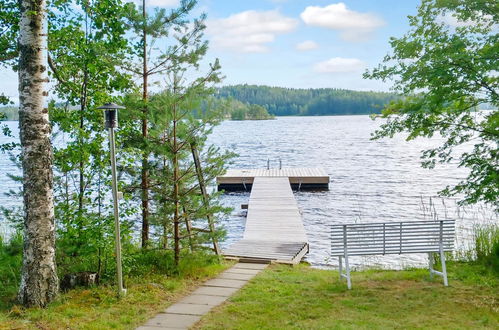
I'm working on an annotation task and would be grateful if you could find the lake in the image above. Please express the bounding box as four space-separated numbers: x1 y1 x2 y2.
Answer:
1 116 496 269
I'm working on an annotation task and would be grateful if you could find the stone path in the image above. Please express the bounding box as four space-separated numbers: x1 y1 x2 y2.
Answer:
137 263 268 330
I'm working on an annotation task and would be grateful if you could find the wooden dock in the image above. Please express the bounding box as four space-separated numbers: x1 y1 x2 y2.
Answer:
223 176 310 264
217 167 329 191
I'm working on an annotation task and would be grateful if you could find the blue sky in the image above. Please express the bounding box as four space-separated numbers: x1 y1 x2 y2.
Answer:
0 0 423 101
200 0 420 91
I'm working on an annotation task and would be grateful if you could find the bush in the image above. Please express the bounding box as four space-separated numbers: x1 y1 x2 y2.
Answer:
126 249 176 277
125 248 220 278
0 232 23 308
0 227 222 309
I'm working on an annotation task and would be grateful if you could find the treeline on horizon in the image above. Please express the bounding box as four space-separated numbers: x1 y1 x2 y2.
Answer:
3 85 493 121
0 85 401 121
1 86 393 121
217 84 400 116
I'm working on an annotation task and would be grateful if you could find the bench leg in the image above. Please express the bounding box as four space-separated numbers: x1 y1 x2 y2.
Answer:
338 256 343 280
428 253 434 280
344 254 351 290
440 249 448 286
429 252 449 286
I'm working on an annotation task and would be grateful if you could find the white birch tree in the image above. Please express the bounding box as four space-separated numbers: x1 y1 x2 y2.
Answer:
17 0 59 307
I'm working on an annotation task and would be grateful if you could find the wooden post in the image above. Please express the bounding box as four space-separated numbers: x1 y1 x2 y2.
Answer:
190 143 221 255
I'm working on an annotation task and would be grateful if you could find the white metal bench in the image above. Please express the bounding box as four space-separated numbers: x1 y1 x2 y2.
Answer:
331 220 455 289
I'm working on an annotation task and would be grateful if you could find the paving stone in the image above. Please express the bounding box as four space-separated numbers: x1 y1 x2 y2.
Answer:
203 278 247 288
165 303 212 315
233 263 268 270
144 313 200 328
179 294 229 306
225 268 262 275
192 286 239 297
219 271 256 281
137 326 183 330
136 264 264 329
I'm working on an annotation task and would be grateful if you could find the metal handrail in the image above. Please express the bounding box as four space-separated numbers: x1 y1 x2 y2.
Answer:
266 157 283 170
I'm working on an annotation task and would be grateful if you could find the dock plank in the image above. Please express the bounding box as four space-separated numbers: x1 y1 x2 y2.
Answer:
219 168 330 263
222 177 309 263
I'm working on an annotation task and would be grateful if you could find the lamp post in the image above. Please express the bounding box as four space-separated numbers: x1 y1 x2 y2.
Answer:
98 102 126 297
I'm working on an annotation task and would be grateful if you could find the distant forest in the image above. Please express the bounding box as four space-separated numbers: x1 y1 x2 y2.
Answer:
0 86 398 120
2 86 494 121
217 85 400 116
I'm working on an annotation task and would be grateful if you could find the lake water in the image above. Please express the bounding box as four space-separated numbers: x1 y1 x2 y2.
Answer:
207 116 496 269
1 117 496 269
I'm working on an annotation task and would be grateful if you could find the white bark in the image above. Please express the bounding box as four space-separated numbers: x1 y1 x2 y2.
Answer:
17 0 59 307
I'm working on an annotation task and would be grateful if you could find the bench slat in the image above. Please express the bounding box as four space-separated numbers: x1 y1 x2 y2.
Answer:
331 220 456 257
331 226 455 234
332 234 455 240
331 247 454 256
331 220 454 228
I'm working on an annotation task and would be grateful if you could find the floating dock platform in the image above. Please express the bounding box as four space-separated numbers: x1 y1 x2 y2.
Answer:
217 168 329 191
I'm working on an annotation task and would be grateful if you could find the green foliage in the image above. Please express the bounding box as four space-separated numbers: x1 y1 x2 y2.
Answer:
45 0 137 279
0 0 230 308
119 0 231 264
0 0 18 68
132 61 232 262
365 0 498 209
0 233 23 309
244 104 273 120
220 98 274 120
218 84 398 116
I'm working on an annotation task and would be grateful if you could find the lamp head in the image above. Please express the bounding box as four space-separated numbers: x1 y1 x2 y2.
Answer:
97 103 125 129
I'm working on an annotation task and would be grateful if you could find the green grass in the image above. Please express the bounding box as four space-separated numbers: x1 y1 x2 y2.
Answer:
0 253 232 330
195 262 498 330
0 229 234 329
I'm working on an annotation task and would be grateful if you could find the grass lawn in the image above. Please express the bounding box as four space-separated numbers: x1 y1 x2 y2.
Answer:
195 262 498 329
0 261 232 330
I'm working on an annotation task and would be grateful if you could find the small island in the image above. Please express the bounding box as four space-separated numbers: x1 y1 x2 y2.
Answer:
230 102 274 120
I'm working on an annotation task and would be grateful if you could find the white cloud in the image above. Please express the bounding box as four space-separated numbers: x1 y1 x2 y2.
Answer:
438 12 496 28
127 0 179 8
300 3 385 42
313 57 366 73
295 40 319 51
438 13 474 27
207 10 298 53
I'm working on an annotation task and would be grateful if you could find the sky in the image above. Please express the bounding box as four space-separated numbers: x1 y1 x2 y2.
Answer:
200 0 420 91
0 0 424 101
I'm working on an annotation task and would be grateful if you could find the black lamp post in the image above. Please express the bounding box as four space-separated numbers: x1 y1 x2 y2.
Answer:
97 103 126 297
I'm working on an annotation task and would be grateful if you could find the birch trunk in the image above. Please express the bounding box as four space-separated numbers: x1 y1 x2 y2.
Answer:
17 0 59 307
